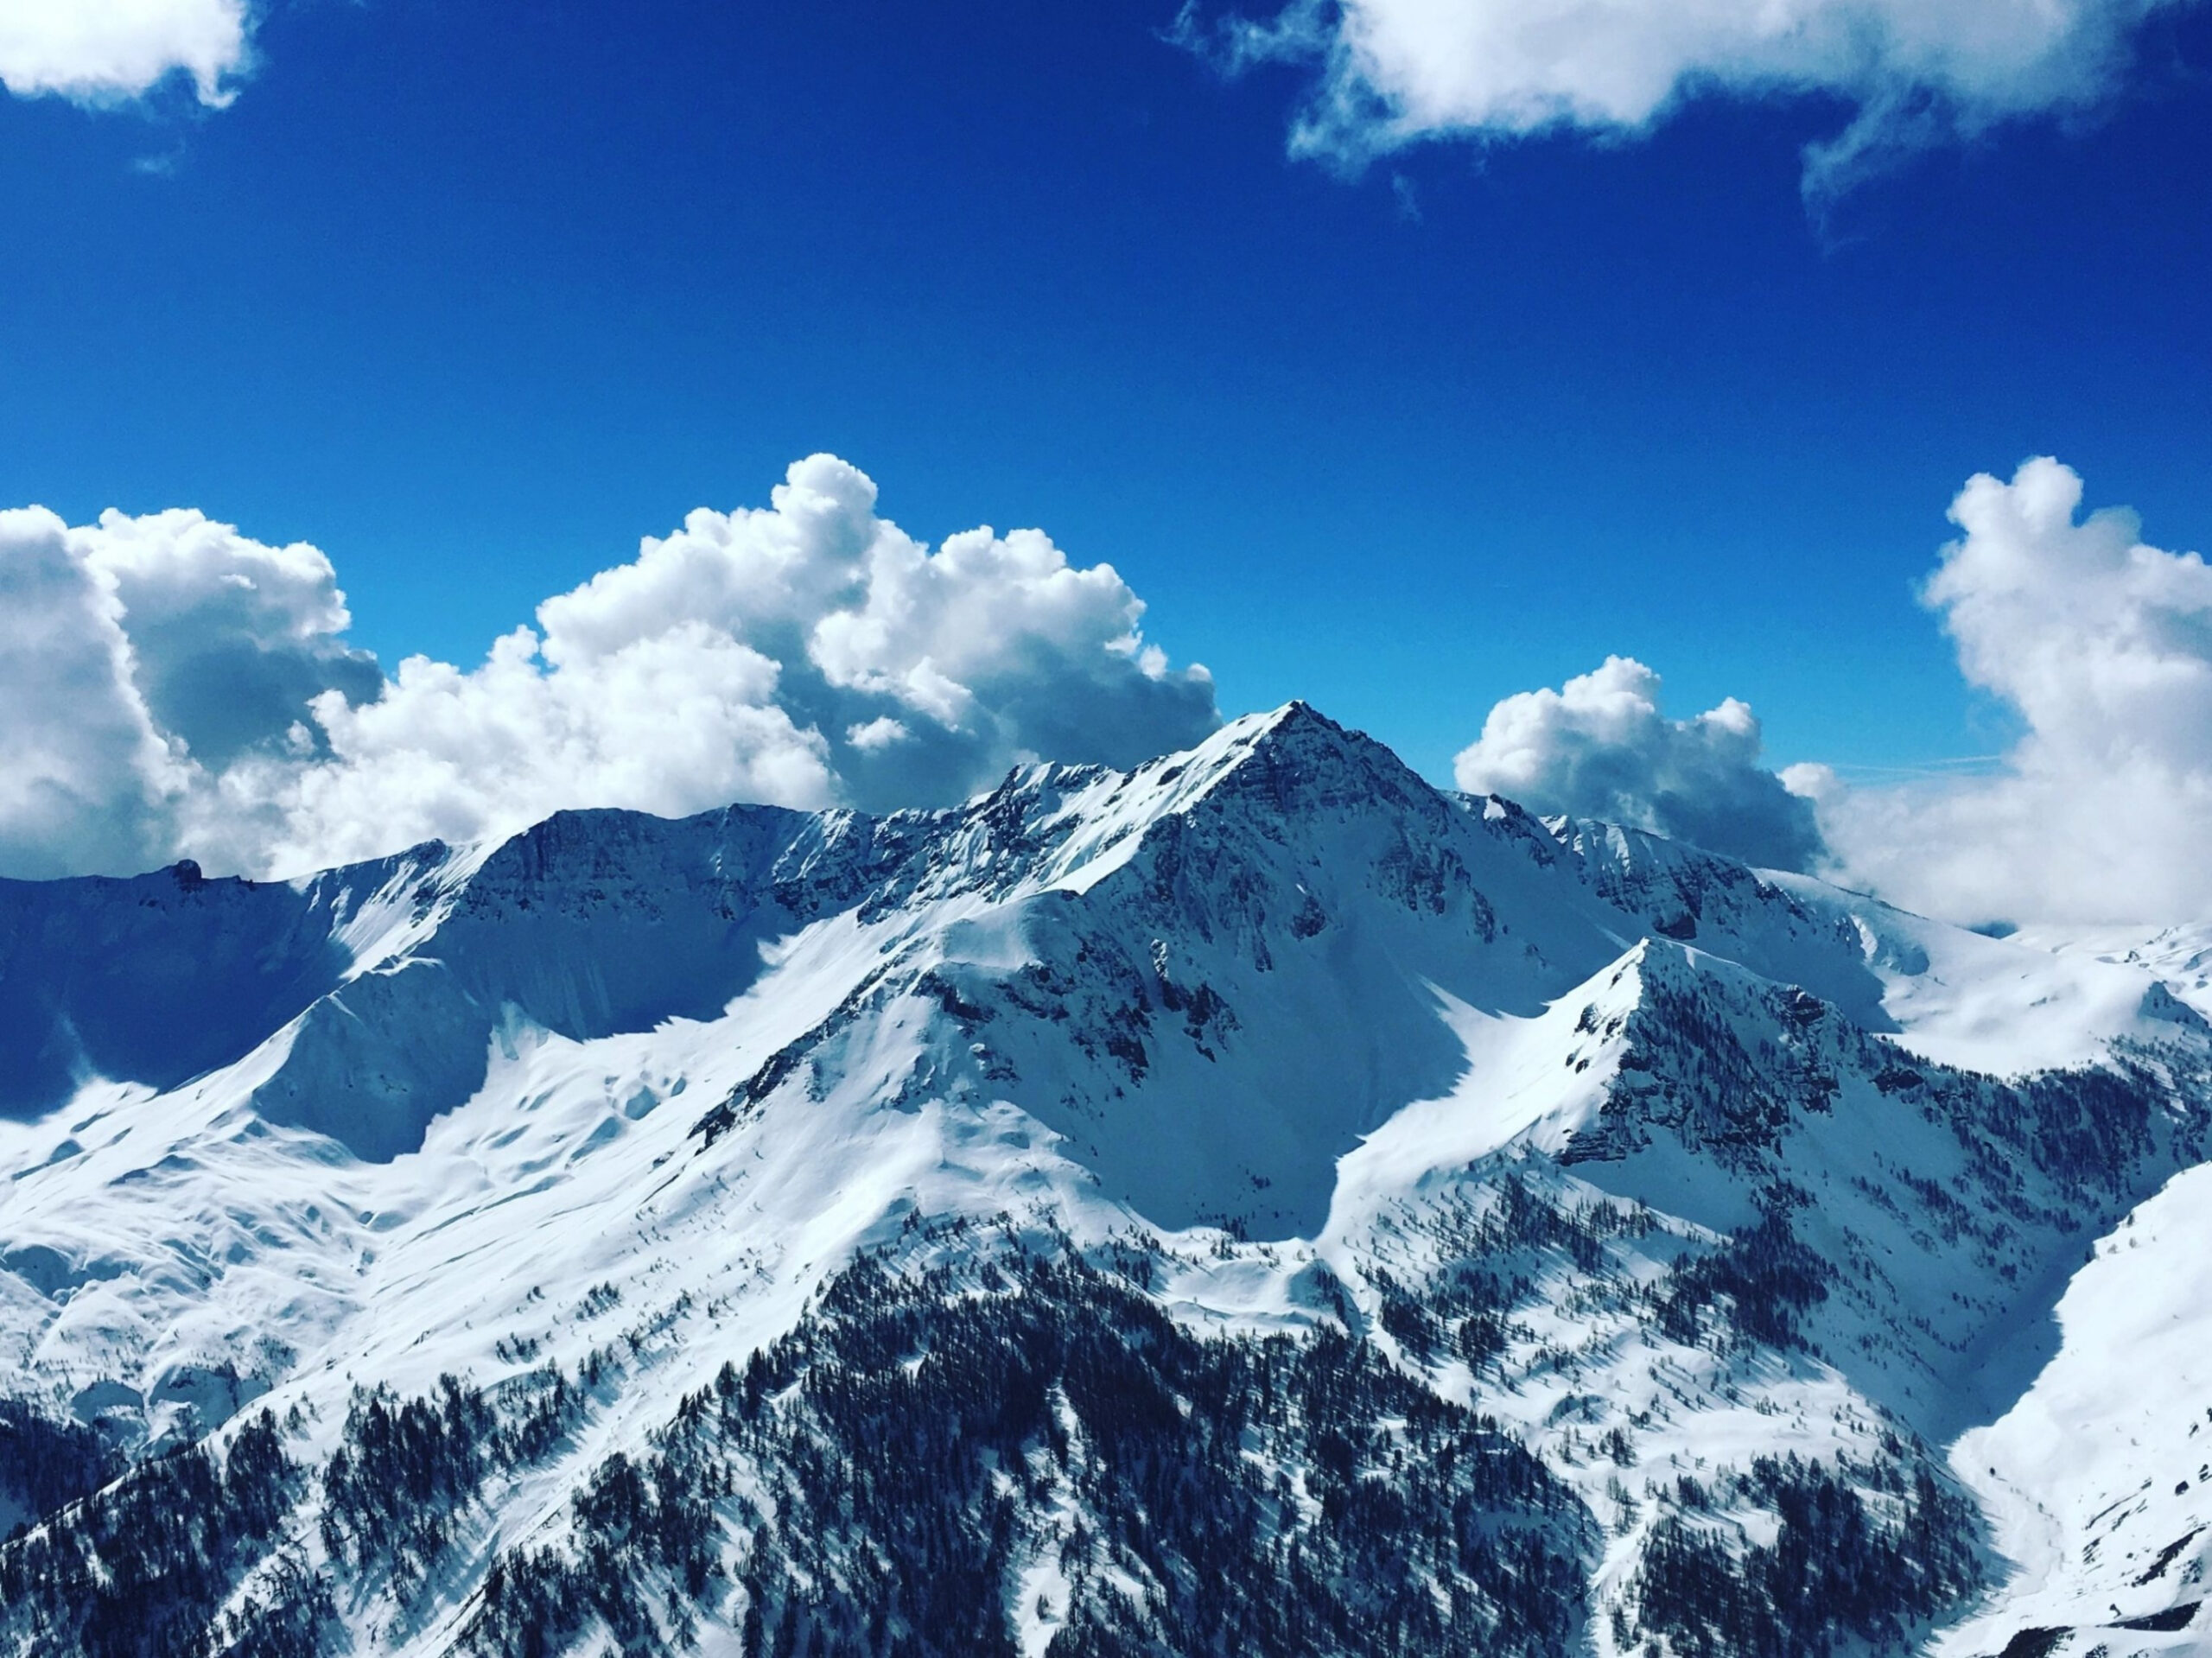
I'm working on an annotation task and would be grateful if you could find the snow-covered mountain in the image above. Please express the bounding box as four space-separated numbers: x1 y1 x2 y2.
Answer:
2 703 2209 1657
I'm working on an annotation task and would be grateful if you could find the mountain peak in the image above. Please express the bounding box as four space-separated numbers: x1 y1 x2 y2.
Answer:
1176 699 1441 817
4 700 2212 1658
1223 698 1357 754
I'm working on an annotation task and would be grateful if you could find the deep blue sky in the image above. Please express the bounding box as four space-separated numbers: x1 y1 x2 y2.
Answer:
3 0 2209 783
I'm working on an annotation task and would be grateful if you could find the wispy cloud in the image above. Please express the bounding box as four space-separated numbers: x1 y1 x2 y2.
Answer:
1177 0 2198 198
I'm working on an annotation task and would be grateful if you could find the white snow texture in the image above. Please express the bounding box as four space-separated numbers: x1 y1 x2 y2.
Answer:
3 703 2211 1655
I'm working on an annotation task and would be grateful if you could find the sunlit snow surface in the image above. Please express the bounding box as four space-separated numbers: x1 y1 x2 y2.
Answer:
3 703 2210 1655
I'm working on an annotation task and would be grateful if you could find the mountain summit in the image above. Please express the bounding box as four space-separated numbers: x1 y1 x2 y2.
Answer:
1 706 2208 1657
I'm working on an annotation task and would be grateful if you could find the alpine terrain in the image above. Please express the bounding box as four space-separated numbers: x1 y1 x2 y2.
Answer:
2 703 2209 1658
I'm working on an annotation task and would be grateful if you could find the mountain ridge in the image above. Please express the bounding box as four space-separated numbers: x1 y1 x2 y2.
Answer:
2 703 2209 1656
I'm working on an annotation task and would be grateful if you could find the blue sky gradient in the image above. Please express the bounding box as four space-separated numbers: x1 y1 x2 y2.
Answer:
3 0 2209 788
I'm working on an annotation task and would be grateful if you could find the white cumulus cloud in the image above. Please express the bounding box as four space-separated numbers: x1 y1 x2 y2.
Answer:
1804 457 2212 927
0 508 183 880
1454 461 2212 927
0 0 251 105
79 506 383 770
1186 0 2189 193
0 503 377 879
1452 654 1825 870
0 455 1219 880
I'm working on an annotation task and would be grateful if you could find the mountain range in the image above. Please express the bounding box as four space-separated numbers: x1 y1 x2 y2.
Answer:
2 702 2208 1658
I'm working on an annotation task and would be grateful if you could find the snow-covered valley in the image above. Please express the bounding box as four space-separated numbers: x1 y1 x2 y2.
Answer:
3 703 2209 1656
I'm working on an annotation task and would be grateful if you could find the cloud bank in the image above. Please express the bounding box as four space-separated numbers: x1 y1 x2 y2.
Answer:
0 0 251 105
16 449 2205 929
1452 459 2212 927
1801 457 2212 927
0 456 1218 880
1186 0 2190 193
1452 655 1825 870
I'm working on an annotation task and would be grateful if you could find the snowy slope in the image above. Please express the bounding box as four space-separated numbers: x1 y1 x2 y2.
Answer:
1937 1158 2212 1656
1 703 2209 1656
2012 922 2212 1022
